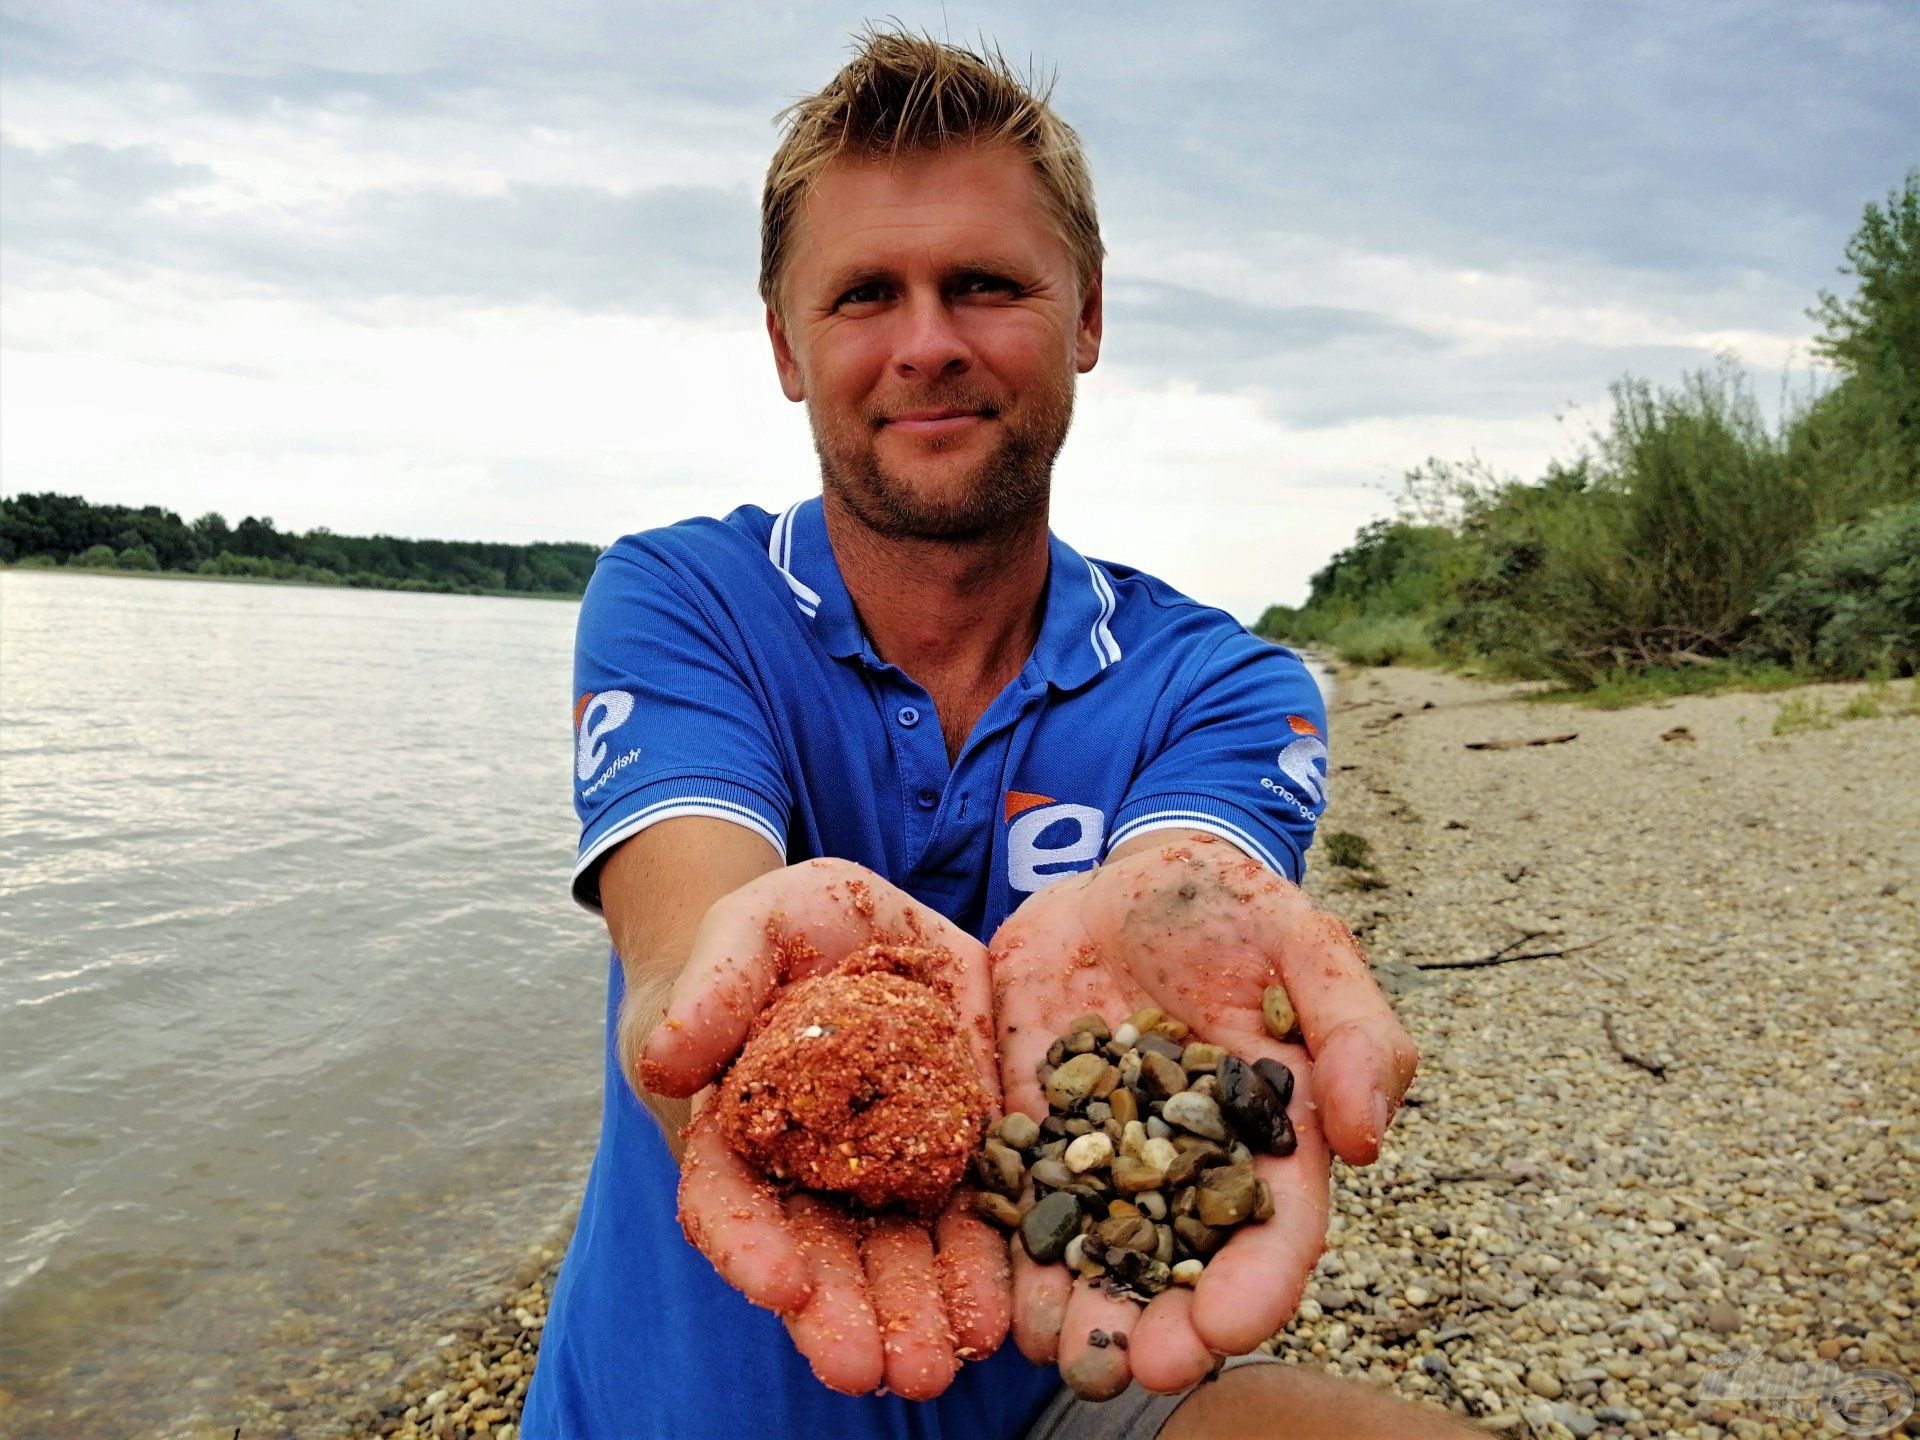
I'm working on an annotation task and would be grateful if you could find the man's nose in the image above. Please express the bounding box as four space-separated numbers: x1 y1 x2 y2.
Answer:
891 289 971 380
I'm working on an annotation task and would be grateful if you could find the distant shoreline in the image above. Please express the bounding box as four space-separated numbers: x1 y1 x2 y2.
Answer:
0 562 583 603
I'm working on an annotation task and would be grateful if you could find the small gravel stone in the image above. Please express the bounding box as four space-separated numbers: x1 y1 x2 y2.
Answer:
1525 1366 1563 1400
1161 1092 1230 1142
1064 1132 1113 1173
1044 1053 1112 1109
1021 1192 1084 1265
996 1112 1040 1151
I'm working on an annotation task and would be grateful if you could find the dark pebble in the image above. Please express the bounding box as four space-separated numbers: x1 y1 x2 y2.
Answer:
1087 1329 1110 1349
1174 1216 1225 1257
1165 1140 1228 1187
1217 1055 1288 1154
1021 1191 1084 1264
1251 1057 1296 1110
1112 1331 1129 1351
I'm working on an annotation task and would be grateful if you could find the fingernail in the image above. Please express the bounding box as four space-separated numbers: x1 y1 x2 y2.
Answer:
1371 1090 1393 1144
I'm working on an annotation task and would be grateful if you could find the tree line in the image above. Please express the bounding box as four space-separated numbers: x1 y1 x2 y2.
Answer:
1259 171 1919 691
0 495 600 598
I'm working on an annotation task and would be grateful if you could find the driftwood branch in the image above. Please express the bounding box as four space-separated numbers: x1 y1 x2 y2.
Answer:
1415 934 1608 972
1464 732 1578 751
1602 1010 1668 1079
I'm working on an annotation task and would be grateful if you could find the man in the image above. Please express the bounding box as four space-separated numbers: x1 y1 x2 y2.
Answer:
523 29 1474 1440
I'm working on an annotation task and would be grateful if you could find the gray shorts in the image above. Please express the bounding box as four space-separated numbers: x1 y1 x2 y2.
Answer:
1020 1354 1281 1440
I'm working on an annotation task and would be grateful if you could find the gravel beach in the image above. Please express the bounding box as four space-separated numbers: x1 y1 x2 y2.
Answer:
355 667 1919 1440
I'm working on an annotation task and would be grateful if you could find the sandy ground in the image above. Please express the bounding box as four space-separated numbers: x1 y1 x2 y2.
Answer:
357 668 1920 1440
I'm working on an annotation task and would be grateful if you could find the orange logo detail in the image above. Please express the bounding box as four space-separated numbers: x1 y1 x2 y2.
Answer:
1004 790 1055 823
574 692 595 730
1287 714 1320 737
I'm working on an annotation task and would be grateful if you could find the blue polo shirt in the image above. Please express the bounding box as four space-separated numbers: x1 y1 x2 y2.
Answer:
524 497 1328 1440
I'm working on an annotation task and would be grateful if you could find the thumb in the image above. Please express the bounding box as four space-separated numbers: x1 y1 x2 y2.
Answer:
1311 1018 1419 1166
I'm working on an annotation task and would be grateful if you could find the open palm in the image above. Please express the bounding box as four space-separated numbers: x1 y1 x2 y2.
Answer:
987 834 1418 1399
637 858 1010 1400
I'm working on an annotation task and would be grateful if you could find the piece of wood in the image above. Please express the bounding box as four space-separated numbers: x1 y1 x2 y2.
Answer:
1464 732 1579 750
1416 934 1608 971
1602 1010 1668 1079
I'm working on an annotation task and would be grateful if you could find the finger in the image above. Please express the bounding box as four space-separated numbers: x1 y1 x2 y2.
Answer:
1056 1277 1143 1401
863 1218 960 1402
781 1195 886 1395
1188 1157 1329 1356
1266 907 1419 1164
1312 1013 1419 1166
676 1119 811 1315
1127 1286 1219 1394
1010 1230 1074 1365
935 1195 1011 1361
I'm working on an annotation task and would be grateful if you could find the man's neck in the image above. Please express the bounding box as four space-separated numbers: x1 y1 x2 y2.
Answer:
821 492 1049 753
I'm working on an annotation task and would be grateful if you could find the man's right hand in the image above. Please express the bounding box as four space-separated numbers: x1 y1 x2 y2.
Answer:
618 846 1008 1400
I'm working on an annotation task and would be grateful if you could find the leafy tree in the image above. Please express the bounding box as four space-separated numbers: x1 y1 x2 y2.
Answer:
1808 170 1920 500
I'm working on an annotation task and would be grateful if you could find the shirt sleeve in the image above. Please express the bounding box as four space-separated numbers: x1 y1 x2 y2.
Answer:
1106 630 1329 882
569 543 790 912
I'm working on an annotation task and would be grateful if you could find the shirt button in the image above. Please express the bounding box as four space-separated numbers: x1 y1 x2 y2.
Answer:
916 789 938 809
897 705 921 728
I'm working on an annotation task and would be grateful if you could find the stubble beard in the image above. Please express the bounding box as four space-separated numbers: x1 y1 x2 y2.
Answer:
811 374 1076 545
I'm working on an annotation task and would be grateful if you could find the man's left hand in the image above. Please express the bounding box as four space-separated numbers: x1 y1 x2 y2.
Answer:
986 832 1418 1399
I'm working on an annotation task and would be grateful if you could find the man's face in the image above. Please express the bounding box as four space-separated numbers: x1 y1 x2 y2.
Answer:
768 143 1102 542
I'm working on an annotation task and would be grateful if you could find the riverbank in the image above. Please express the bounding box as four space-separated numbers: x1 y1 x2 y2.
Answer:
0 561 581 601
349 666 1918 1440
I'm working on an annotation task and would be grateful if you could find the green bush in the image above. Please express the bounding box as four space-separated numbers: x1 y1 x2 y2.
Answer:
117 544 160 570
1447 365 1818 682
1329 615 1438 667
72 544 118 568
1748 501 1920 676
10 553 59 568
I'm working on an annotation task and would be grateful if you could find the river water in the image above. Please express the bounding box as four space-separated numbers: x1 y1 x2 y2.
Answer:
0 571 607 1439
0 568 1328 1439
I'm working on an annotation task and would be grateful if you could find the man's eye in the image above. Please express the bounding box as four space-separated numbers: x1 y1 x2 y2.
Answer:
958 275 1018 297
837 283 889 308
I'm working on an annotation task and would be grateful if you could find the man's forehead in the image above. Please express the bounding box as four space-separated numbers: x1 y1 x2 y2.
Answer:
788 146 1063 278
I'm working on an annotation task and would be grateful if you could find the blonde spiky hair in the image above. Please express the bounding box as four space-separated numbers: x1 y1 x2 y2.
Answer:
759 25 1104 318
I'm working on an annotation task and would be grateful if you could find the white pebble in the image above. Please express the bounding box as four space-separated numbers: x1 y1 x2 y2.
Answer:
1113 1023 1140 1048
1171 1259 1204 1286
1405 1285 1432 1306
1064 1234 1087 1270
1120 1120 1148 1156
1065 1131 1114 1172
1140 1138 1179 1174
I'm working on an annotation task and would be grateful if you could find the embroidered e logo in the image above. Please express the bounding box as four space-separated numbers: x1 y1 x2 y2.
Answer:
1275 714 1329 809
1006 792 1107 894
574 690 636 782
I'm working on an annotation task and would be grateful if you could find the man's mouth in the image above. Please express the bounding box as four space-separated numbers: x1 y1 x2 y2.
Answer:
879 406 996 435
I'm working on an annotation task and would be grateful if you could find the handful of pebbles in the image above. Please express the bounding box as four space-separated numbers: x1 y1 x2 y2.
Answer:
970 994 1300 1303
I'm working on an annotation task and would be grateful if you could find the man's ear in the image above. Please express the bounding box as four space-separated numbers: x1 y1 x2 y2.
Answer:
767 304 806 402
1075 268 1104 374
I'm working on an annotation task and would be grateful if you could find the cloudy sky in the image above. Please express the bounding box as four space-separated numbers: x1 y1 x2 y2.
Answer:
2 2 1914 617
